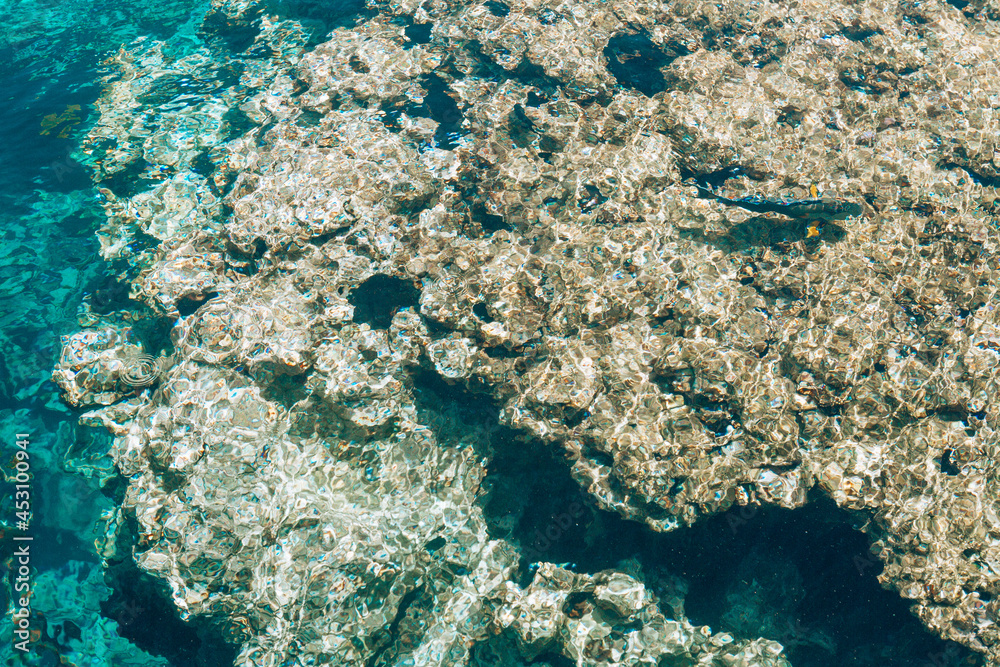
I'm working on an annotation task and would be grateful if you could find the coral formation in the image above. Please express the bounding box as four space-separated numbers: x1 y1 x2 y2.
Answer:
55 0 1000 663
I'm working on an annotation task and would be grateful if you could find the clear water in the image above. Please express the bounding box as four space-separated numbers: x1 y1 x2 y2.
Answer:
0 2 212 664
0 3 987 667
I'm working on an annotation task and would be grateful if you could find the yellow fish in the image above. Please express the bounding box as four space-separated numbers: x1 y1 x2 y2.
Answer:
806 184 822 237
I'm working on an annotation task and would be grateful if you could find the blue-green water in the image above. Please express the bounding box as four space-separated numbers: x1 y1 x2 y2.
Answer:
0 2 214 665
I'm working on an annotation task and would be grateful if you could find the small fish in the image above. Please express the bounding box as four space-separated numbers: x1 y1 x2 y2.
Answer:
692 184 864 222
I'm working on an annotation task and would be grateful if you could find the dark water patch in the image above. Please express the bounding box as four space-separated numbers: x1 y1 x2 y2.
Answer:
422 73 465 149
484 0 510 16
482 345 519 359
470 634 577 667
411 368 499 421
269 0 375 44
472 302 494 323
939 161 1000 188
516 56 584 102
294 106 324 128
480 427 978 667
378 74 467 149
840 22 883 42
601 501 977 666
562 407 588 429
98 157 163 198
662 500 979 667
364 583 428 667
939 448 961 475
409 369 501 462
0 53 98 119
349 274 422 329
87 275 137 314
508 103 535 148
199 7 264 52
177 291 217 317
525 90 547 107
251 237 268 259
478 430 594 574
54 208 101 239
129 227 165 256
225 241 261 277
260 369 311 408
461 39 564 103
306 225 352 247
131 314 177 358
403 20 433 47
604 32 680 97
463 198 512 235
102 552 238 667
189 150 217 180
221 104 258 141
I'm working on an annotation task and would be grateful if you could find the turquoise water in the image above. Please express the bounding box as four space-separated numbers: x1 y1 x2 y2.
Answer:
0 2 217 664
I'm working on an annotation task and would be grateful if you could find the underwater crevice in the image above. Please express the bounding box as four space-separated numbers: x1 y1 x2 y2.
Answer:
103 514 238 667
349 274 422 329
473 421 982 667
939 161 1000 188
604 31 685 96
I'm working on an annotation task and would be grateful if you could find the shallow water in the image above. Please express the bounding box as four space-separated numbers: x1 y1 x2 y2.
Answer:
0 2 215 664
0 2 992 667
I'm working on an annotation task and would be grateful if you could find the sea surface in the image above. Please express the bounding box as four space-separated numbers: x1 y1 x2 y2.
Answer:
0 2 987 667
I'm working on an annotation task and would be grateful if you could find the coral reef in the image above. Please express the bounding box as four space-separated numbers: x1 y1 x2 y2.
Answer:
56 0 1000 663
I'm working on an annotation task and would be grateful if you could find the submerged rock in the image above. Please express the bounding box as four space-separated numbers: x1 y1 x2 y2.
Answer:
57 0 1000 662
